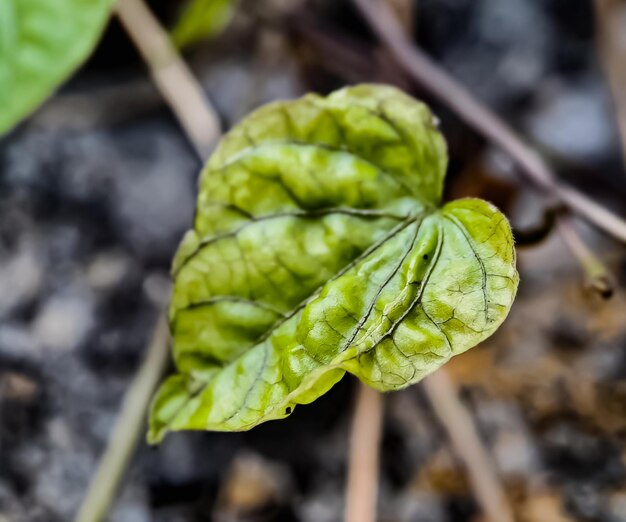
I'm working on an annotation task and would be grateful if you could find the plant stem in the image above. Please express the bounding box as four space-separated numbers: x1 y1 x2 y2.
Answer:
115 0 221 159
557 214 615 298
557 184 626 245
385 0 414 34
350 0 626 244
594 0 626 169
74 315 170 522
344 382 384 522
76 1 223 519
423 369 515 522
512 205 558 247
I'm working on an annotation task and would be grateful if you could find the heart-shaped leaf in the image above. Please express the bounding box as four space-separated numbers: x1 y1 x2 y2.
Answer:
0 0 113 134
149 84 518 443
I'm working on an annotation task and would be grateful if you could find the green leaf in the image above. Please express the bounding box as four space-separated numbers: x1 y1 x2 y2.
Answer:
172 0 236 49
0 0 113 134
149 84 518 443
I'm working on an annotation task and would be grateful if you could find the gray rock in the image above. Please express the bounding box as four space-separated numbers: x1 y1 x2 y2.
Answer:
394 492 447 522
607 492 626 522
32 448 94 519
476 0 549 49
149 432 239 486
2 122 197 263
201 56 301 126
142 271 172 308
472 399 540 477
2 130 117 203
111 503 152 522
108 126 196 261
33 292 95 353
297 483 344 522
565 483 603 521
441 0 551 106
110 482 151 522
525 79 617 163
0 322 41 362
86 250 135 292
0 238 42 319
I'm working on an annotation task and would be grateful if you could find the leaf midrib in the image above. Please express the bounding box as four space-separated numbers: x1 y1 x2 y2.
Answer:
161 213 428 436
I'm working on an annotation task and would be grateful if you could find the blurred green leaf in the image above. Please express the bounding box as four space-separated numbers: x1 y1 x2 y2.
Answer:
172 0 236 49
0 0 113 134
149 84 519 443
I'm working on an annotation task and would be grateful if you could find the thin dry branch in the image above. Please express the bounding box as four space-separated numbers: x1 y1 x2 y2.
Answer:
385 0 414 34
115 0 221 159
423 370 515 522
557 214 615 298
351 0 626 244
74 316 170 522
344 382 384 522
594 0 626 167
75 2 223 520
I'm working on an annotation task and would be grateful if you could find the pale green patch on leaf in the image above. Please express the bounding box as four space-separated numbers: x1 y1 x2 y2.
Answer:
172 0 236 49
0 0 113 134
149 84 518 443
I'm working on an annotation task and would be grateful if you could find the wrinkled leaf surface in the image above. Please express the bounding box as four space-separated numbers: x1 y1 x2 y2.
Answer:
149 84 518 443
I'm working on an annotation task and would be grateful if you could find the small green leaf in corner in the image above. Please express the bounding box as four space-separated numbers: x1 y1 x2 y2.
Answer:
172 0 237 49
0 0 114 134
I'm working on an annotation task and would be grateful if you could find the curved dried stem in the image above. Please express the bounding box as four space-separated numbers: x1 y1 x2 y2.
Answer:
512 205 559 247
344 382 384 522
594 0 626 168
557 213 615 299
74 316 170 522
350 0 626 244
423 369 515 522
115 0 221 159
75 1 222 519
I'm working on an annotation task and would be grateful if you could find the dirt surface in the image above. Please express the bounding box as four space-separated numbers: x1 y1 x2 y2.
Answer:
1 0 626 521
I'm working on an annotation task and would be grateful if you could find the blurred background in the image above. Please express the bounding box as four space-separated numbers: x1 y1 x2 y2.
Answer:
2 0 626 520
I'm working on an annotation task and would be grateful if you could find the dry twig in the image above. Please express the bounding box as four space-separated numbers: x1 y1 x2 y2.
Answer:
344 382 384 522
386 0 414 34
594 0 626 167
423 370 515 522
361 6 516 520
75 316 170 522
350 0 626 244
75 1 223 520
557 214 615 299
115 0 221 159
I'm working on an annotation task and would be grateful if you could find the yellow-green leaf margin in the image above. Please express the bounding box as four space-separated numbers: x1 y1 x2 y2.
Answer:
148 84 519 443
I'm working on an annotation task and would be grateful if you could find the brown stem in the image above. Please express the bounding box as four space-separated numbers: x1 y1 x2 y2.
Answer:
350 0 626 244
594 0 626 168
115 0 221 159
385 0 414 34
512 205 558 247
423 370 515 522
344 382 384 522
556 214 615 299
74 316 170 522
75 2 223 519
